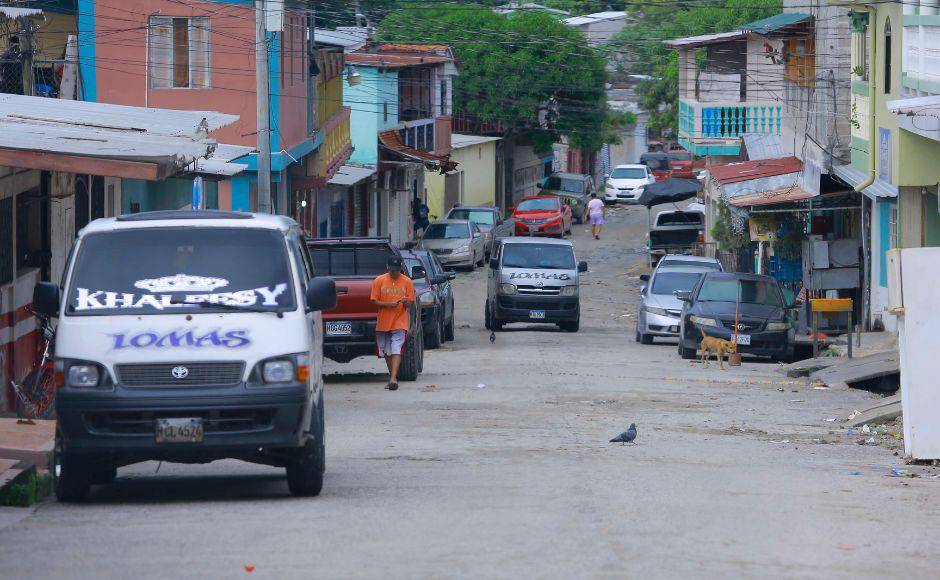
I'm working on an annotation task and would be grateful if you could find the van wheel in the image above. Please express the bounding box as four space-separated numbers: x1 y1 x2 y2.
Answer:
484 302 492 330
399 332 421 381
286 405 325 497
444 313 455 341
54 432 91 503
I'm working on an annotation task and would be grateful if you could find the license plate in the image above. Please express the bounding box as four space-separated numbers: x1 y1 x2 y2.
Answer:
736 334 751 345
528 226 539 234
529 310 546 319
155 418 204 443
326 321 353 336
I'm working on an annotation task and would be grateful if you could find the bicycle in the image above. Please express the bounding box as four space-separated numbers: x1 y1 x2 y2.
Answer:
11 307 57 420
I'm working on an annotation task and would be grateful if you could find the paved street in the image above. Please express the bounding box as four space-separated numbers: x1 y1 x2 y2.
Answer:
2 207 939 579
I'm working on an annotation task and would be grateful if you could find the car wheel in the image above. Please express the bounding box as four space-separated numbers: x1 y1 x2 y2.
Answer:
640 333 654 345
426 313 443 349
54 431 91 503
286 402 325 497
476 252 485 267
398 331 421 381
444 311 455 341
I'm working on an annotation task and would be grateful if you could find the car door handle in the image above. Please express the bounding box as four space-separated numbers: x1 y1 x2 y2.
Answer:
336 286 349 295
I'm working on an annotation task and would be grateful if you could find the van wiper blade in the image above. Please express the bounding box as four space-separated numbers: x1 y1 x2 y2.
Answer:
169 298 268 312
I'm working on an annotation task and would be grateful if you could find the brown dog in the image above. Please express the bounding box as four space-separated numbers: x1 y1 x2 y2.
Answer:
699 331 735 370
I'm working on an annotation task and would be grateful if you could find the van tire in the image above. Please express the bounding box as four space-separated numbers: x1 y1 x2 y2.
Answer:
399 332 421 381
484 302 492 330
286 405 325 497
54 432 91 503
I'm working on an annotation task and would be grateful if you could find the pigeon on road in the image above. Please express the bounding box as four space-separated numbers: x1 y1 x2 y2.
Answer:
489 331 496 343
610 423 637 445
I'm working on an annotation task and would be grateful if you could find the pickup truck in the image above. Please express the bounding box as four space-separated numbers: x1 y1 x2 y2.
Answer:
647 210 705 265
307 238 424 380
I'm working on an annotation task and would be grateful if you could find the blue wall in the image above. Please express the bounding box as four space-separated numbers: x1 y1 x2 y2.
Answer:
346 66 398 165
78 0 96 101
122 178 218 213
878 198 896 287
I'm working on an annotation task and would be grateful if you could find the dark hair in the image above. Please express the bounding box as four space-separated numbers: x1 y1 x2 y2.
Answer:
387 256 403 270
590 193 597 198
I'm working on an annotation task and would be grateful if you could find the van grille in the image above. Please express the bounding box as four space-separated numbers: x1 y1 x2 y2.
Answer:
116 362 245 387
516 285 561 296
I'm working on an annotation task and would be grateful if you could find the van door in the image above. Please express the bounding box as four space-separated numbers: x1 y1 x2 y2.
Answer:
292 232 321 397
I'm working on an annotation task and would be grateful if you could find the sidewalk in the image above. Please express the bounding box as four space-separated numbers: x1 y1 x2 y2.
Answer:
0 419 55 498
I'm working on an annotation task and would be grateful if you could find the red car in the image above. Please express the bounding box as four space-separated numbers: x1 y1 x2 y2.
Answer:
511 195 572 237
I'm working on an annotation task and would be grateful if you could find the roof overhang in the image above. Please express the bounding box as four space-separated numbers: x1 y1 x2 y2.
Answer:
888 95 940 143
832 164 898 199
379 130 458 173
664 31 748 49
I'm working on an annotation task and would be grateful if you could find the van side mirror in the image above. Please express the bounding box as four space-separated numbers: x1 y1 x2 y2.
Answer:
675 290 692 302
306 277 337 312
578 261 588 273
489 257 499 269
33 282 60 317
639 274 650 282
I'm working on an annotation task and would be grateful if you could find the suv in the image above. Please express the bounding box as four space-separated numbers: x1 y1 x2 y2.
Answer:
539 172 594 223
444 205 510 257
36 210 337 501
308 238 424 378
485 237 587 332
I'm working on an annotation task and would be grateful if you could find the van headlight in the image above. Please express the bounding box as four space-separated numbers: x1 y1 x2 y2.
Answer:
560 286 578 297
419 291 436 305
499 283 517 295
690 315 718 327
67 364 100 388
263 359 295 383
766 321 790 330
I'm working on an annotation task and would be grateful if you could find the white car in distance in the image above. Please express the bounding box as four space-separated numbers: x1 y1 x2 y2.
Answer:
604 164 655 204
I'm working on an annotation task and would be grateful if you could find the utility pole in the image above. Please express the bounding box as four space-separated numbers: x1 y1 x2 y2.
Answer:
255 0 272 213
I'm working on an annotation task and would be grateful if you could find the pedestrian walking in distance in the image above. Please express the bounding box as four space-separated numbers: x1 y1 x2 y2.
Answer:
371 257 415 391
587 193 605 240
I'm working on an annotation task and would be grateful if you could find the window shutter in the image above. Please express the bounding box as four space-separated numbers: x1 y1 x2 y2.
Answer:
189 17 211 88
149 16 173 89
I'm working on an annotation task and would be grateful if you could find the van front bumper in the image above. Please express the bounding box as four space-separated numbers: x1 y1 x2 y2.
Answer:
56 383 310 458
495 295 579 322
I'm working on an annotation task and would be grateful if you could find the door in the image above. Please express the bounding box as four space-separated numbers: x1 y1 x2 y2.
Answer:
471 222 484 260
444 173 460 216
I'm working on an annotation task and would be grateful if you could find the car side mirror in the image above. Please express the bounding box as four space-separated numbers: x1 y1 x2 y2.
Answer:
639 274 650 282
33 281 60 317
675 290 692 302
473 232 482 238
489 257 499 269
411 265 427 280
578 261 588 273
305 277 337 312
447 271 457 280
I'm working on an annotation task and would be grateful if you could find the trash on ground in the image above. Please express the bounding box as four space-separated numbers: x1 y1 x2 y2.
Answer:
474 383 487 389
789 399 805 403
861 424 871 433
814 386 829 391
848 409 862 420
826 417 837 422
850 470 862 476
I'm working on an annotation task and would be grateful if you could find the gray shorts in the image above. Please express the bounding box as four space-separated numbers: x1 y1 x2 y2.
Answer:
376 329 407 357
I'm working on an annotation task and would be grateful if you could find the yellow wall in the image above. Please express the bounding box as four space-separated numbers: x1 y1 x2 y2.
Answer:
425 139 498 219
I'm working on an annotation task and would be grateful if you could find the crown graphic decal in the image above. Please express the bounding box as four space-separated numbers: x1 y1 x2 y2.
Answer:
134 274 229 293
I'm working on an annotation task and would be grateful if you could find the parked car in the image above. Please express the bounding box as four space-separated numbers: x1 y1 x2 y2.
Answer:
444 205 511 257
655 254 723 272
41 210 337 501
677 272 796 362
604 164 654 204
308 237 424 377
512 195 572 237
647 209 705 265
418 219 487 270
538 172 594 223
401 249 457 349
485 237 587 332
636 263 714 344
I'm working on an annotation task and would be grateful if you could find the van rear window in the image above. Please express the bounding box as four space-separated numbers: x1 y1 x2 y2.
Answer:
657 212 703 226
311 247 392 276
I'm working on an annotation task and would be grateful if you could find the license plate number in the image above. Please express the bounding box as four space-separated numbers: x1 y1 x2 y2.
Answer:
529 310 546 319
736 334 751 345
529 226 538 234
326 321 353 336
155 418 204 443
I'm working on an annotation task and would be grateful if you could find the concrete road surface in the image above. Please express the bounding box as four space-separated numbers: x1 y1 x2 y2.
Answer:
1 205 938 579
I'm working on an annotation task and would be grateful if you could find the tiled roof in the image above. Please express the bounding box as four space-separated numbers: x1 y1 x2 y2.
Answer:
708 157 802 184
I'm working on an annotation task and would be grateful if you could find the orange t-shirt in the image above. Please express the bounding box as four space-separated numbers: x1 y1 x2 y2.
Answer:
371 273 415 332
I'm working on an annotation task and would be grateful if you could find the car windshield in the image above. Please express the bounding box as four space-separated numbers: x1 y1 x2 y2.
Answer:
696 279 783 307
424 223 470 239
611 167 646 179
448 209 496 225
516 198 559 212
502 244 575 270
543 177 584 194
659 259 721 271
67 228 296 316
403 258 427 284
651 272 702 295
311 246 392 276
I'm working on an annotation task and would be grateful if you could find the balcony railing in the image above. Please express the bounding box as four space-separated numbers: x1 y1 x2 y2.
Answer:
678 98 782 155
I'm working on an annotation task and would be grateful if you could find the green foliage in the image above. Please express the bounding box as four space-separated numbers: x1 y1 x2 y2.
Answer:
376 3 610 151
0 470 52 507
612 0 782 133
710 198 749 252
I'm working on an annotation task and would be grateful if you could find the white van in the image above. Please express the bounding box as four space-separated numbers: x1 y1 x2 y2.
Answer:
32 210 337 502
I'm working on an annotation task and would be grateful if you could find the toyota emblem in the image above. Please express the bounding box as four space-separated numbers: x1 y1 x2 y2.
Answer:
535 281 544 288
171 366 189 379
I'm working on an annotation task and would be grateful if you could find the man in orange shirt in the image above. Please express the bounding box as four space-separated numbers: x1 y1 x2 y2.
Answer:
370 256 415 391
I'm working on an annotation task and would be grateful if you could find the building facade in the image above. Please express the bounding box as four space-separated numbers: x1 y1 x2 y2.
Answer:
425 134 501 219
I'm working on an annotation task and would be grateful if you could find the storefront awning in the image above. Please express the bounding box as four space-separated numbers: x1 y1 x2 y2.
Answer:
379 130 458 173
887 95 940 143
328 164 375 186
832 164 897 199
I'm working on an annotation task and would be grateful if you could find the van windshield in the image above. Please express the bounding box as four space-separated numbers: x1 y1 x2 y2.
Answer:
502 244 575 270
66 228 296 315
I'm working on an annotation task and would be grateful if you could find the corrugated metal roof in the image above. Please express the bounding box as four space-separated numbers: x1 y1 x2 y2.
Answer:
328 164 375 186
346 53 453 68
0 7 42 19
727 185 815 207
741 13 812 35
193 144 253 177
831 164 898 199
564 11 629 26
708 157 802 184
741 133 787 160
451 133 501 148
315 28 368 51
664 30 748 49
